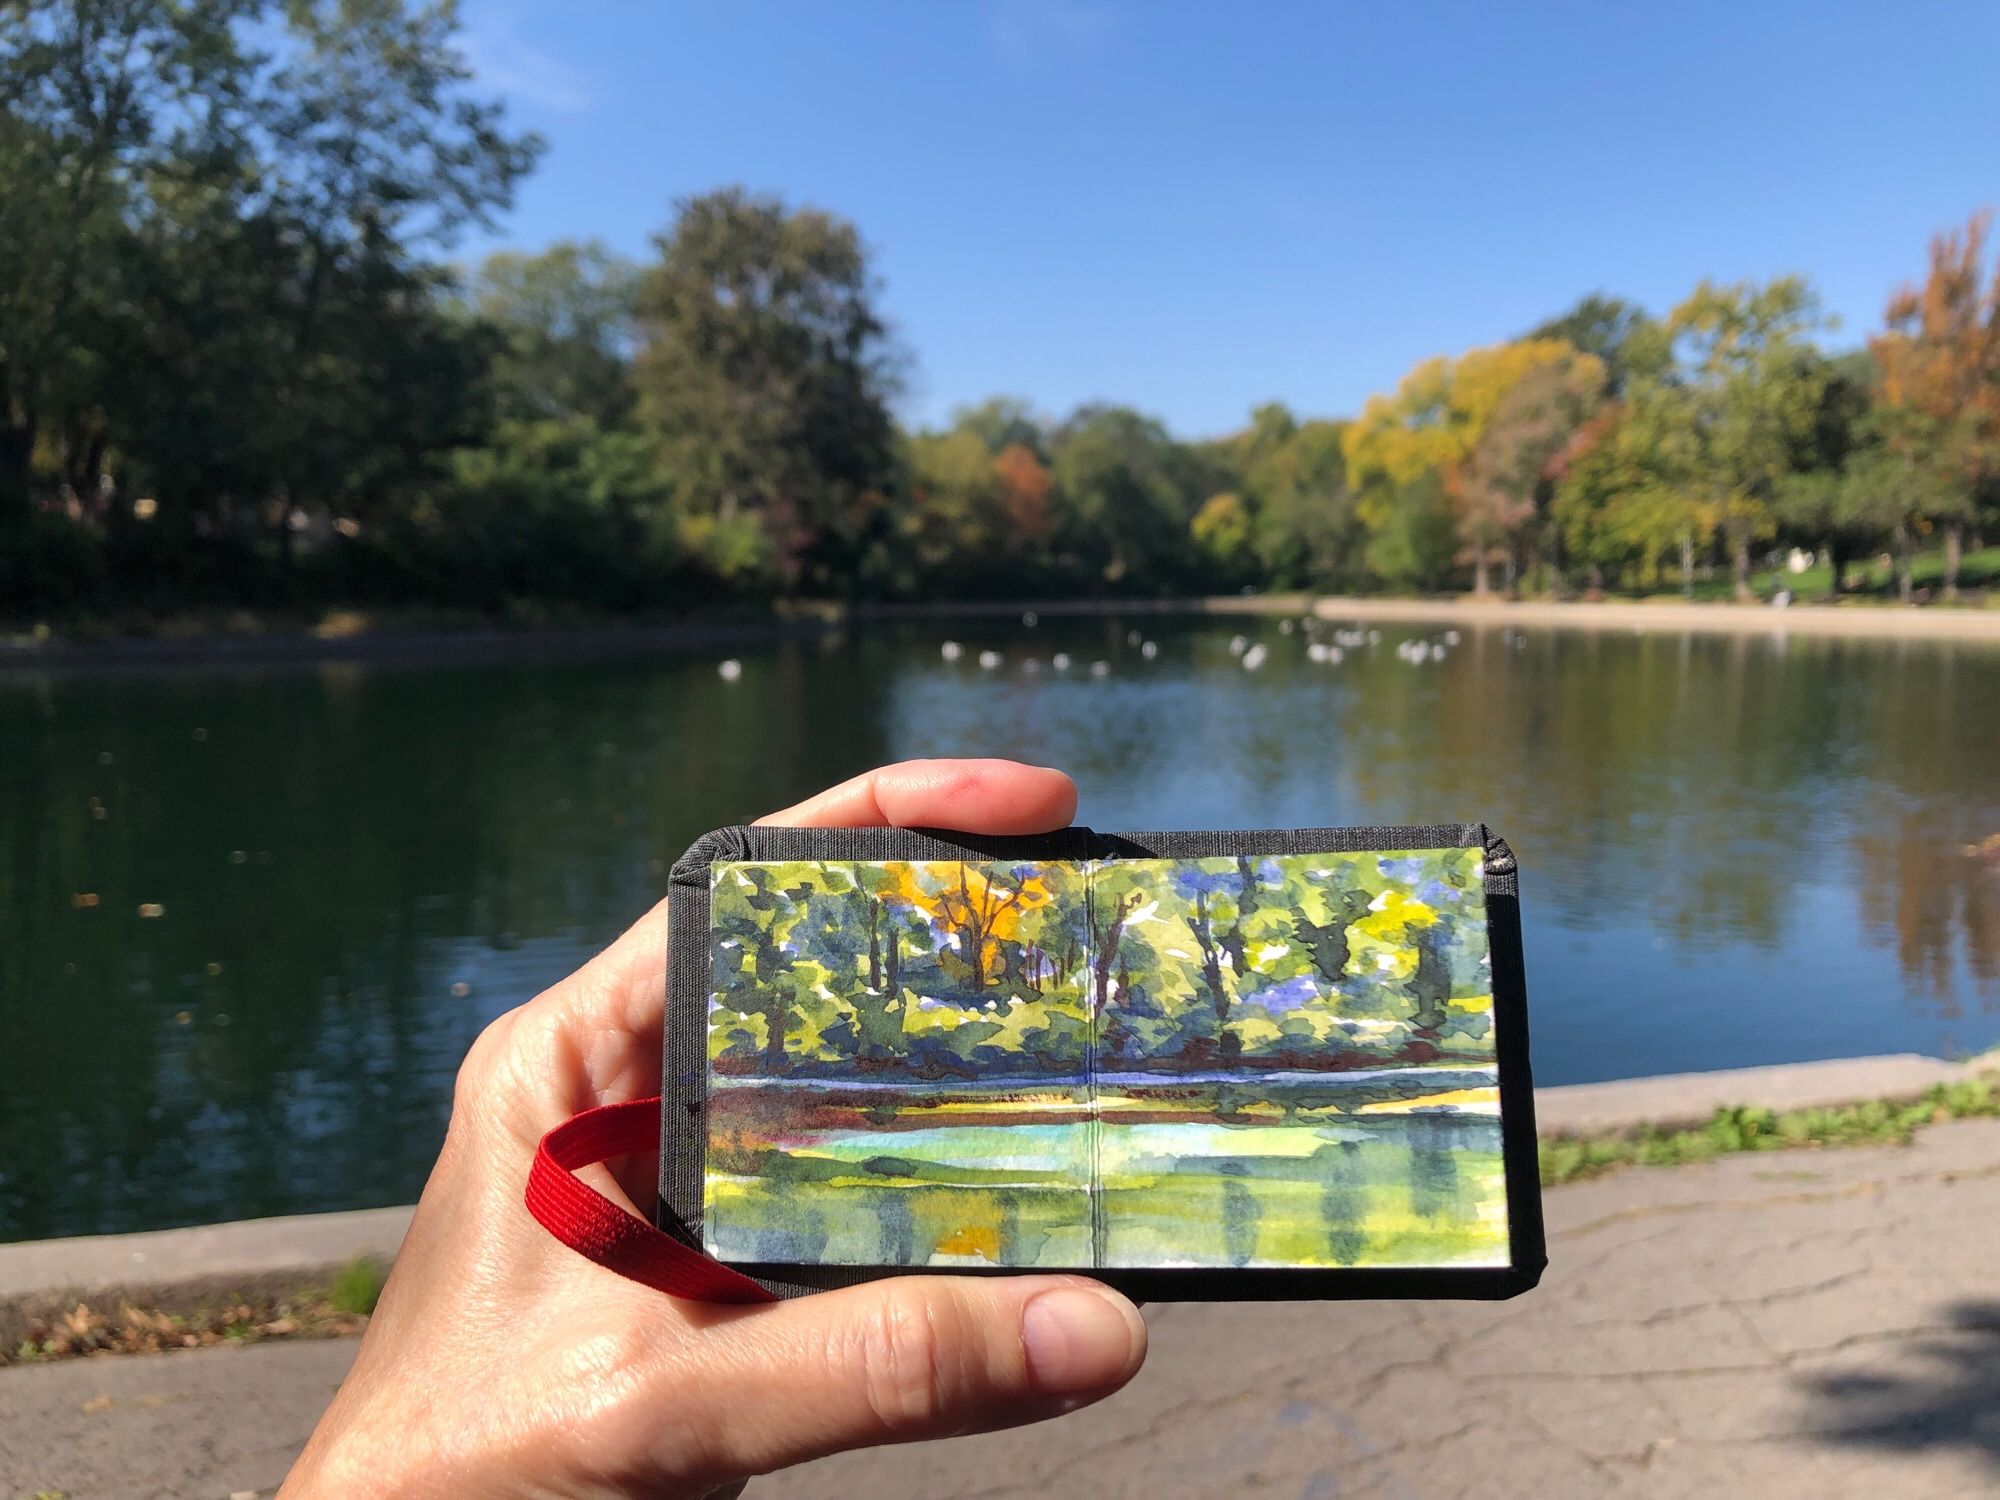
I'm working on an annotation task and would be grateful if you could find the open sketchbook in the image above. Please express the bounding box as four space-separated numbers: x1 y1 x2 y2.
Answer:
688 838 1530 1285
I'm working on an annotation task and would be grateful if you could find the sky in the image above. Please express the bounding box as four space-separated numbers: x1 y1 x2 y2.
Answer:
455 1 2000 438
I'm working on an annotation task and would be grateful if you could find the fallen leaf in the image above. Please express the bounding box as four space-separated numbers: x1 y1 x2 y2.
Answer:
70 893 98 909
137 903 164 918
81 1394 113 1414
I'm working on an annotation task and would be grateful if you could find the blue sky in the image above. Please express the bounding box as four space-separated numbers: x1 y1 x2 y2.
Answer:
456 1 2000 438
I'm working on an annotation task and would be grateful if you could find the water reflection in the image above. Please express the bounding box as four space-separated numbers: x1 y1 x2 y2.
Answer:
2 617 1998 1238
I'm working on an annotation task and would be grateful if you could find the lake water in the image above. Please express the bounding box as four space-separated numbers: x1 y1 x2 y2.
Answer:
4 613 1999 1239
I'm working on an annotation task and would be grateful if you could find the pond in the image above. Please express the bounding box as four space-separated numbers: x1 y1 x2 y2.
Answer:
3 612 1998 1239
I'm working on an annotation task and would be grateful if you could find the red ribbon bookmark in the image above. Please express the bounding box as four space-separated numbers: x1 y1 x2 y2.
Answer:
525 1095 775 1304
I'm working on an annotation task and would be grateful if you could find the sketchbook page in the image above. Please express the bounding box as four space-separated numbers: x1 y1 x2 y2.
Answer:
702 859 1095 1269
1084 849 1511 1271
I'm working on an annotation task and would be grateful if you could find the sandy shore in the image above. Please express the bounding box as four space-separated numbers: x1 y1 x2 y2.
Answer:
1309 594 2000 641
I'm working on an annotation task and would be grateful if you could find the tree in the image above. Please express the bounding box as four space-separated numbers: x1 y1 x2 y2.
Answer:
1871 210 2000 599
1625 277 1829 600
464 241 638 427
1771 351 1878 595
1343 339 1580 590
1527 294 1660 396
1363 469 1457 592
952 397 1046 460
1455 351 1608 594
0 0 534 586
0 0 256 515
632 188 900 593
1049 405 1199 587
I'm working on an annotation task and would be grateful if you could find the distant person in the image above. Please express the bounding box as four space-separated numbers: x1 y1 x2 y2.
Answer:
280 760 1147 1500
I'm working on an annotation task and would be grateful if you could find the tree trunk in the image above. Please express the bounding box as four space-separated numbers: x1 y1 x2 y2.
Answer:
1895 523 1914 604
1679 534 1695 597
1827 538 1847 598
1472 551 1490 597
0 416 37 518
1944 522 1963 601
765 996 789 1070
867 891 881 992
1731 531 1753 602
1089 891 1140 1016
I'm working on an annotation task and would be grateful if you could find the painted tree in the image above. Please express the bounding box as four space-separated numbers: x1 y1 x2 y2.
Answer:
711 866 822 1071
931 863 1051 991
1870 210 2000 599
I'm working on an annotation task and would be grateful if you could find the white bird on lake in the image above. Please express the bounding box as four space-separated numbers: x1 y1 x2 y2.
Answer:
1126 629 1143 646
1443 630 1461 646
1279 619 1294 635
1090 660 1111 677
1366 629 1381 644
940 640 964 662
1023 610 1039 626
978 650 1003 670
1241 643 1269 670
1140 639 1159 660
717 659 742 681
1051 652 1072 671
1306 641 1331 663
1328 645 1344 664
1022 658 1041 674
1228 634 1248 656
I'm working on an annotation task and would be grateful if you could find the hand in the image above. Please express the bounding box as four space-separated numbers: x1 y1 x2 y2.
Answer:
282 760 1148 1499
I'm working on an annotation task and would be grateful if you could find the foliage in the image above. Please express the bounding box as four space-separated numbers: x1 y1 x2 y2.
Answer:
1 15 1996 622
707 853 1494 1078
1870 211 2000 596
632 188 900 596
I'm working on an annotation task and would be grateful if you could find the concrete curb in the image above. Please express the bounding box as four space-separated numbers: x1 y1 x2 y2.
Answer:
3 1052 1995 1317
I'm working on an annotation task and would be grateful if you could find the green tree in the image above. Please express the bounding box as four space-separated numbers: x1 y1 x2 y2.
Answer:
464 241 638 427
1625 277 1830 600
1527 294 1661 396
632 188 900 594
1049 405 1201 587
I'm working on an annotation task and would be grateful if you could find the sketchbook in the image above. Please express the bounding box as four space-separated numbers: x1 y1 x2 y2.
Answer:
661 824 1543 1302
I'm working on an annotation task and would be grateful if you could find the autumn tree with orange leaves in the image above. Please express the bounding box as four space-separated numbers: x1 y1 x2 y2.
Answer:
1871 211 2000 599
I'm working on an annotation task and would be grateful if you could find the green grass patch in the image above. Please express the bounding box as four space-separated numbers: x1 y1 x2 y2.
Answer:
1539 1077 2000 1187
326 1254 388 1316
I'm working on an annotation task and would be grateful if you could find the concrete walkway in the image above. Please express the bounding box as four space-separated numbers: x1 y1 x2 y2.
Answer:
6 1115 1997 1500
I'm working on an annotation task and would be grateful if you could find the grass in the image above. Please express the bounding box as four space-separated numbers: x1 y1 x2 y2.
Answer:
1670 544 2000 606
0 1255 387 1368
326 1254 388 1316
1539 1077 2000 1187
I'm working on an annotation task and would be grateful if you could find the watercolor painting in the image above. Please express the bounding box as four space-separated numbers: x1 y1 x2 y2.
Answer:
703 850 1508 1271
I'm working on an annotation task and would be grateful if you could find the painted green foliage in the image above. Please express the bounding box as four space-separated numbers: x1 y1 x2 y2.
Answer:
708 849 1494 1076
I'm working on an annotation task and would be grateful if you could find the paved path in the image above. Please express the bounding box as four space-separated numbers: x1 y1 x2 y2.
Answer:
7 1120 1999 1499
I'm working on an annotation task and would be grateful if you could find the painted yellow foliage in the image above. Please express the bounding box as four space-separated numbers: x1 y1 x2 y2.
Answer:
1347 888 1441 981
875 861 1055 983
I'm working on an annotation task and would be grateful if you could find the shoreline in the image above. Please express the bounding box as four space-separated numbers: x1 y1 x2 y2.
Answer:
2 1049 1990 1332
6 590 2000 669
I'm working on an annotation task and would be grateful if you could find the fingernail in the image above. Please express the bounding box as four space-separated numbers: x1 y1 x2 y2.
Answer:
1021 1287 1143 1393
